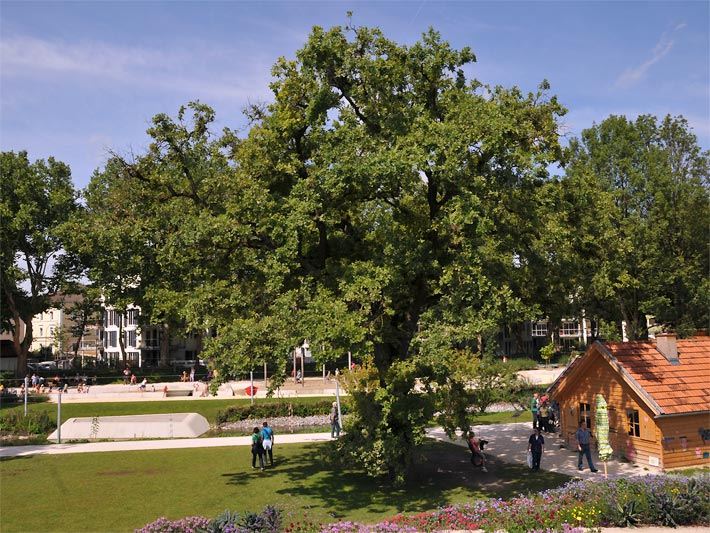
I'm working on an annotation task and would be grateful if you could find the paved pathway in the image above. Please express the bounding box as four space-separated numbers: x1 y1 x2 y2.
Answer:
428 421 654 479
23 367 567 404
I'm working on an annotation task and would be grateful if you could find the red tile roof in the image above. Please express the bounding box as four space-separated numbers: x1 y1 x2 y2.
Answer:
603 336 710 415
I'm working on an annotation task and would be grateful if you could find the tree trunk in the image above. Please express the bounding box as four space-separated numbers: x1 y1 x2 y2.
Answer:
13 312 33 376
159 325 170 366
118 318 127 366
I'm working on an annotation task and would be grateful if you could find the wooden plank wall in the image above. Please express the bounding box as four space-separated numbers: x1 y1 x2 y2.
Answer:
657 413 710 469
556 350 664 468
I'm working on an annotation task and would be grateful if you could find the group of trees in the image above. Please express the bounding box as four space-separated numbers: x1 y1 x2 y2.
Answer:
1 23 707 481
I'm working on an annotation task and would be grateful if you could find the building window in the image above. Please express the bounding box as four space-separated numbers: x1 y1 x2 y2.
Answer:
125 330 136 347
126 309 139 326
39 327 43 337
532 322 548 337
108 331 118 348
49 311 53 320
627 410 640 437
144 329 159 348
579 402 592 429
561 321 580 336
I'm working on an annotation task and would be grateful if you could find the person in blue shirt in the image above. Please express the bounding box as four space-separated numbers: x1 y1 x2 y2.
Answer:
261 421 274 467
575 420 598 472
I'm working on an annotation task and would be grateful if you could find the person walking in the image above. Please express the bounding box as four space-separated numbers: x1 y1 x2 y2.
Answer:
261 421 274 467
530 392 540 429
575 420 598 472
528 427 545 471
251 426 265 471
329 402 340 438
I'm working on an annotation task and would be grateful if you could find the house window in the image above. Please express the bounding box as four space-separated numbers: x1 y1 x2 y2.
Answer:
39 327 43 337
561 321 579 336
532 322 548 337
125 330 136 347
108 331 118 348
144 329 159 348
627 410 640 437
579 402 592 429
126 309 139 326
49 311 53 320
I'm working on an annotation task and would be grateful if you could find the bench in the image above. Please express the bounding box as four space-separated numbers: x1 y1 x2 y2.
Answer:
165 389 193 397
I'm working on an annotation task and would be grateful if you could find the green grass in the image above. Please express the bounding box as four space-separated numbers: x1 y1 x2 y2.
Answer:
0 396 335 427
0 440 570 533
471 410 527 425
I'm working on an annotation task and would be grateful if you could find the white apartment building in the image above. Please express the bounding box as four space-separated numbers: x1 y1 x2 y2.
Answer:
29 295 101 361
100 304 201 367
497 317 592 357
30 307 63 357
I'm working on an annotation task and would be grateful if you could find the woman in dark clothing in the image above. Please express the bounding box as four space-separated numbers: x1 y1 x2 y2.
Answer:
251 426 265 471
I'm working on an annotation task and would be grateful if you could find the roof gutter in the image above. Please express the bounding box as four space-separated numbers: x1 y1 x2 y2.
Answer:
594 341 664 416
654 410 710 419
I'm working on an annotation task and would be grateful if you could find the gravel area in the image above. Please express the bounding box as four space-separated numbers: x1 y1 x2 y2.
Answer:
219 414 338 432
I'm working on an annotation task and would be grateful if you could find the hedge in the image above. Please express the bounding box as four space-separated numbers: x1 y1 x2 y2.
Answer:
215 400 349 425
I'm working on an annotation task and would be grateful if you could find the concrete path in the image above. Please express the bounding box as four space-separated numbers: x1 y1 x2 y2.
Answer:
428 421 654 479
26 367 566 404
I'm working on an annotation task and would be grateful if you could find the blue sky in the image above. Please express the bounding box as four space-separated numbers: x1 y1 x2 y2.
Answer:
1 1 708 189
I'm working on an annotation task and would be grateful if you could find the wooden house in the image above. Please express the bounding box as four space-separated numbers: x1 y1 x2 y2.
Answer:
547 333 710 470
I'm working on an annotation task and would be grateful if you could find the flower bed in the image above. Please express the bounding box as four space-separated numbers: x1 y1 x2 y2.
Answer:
137 474 709 532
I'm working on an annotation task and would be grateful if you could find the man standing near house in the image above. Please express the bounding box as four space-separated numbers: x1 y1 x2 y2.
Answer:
576 420 598 472
530 392 540 429
528 427 545 471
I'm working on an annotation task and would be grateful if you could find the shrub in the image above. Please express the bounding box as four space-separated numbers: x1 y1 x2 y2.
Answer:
0 410 53 435
504 357 539 371
216 401 348 425
137 507 282 533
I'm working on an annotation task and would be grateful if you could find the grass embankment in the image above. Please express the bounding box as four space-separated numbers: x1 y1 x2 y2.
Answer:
2 398 524 434
0 440 570 533
0 396 334 426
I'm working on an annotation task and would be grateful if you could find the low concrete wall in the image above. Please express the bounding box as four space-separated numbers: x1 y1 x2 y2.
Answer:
48 413 209 441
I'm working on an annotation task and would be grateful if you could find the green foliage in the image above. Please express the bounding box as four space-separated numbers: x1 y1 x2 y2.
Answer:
215 400 349 424
539 342 555 365
0 410 53 435
597 318 622 341
503 358 539 371
562 115 709 339
69 23 565 481
0 151 81 372
336 358 434 484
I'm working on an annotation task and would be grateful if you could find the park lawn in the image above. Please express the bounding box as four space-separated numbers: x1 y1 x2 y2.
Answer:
471 410 526 425
0 441 570 533
0 396 335 426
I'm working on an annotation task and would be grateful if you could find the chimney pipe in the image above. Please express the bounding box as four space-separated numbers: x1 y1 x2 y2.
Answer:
656 332 679 364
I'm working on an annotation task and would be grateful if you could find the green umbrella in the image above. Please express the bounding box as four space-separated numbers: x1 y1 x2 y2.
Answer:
595 394 614 477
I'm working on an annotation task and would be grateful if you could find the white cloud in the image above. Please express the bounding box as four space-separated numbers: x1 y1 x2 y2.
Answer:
0 35 273 103
616 25 685 88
